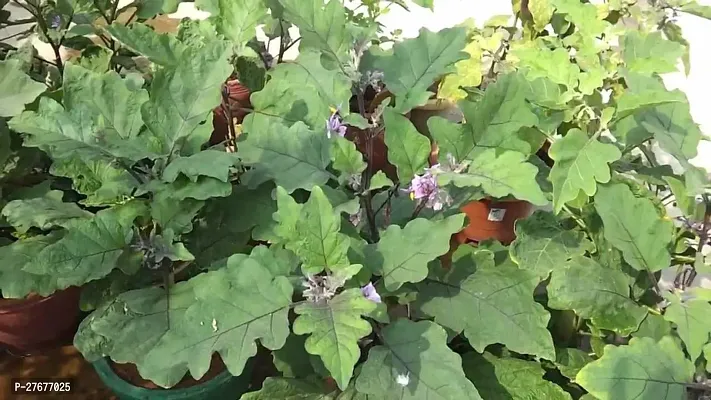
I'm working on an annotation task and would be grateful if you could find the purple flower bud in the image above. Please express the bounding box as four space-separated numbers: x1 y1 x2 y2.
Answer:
50 15 61 29
361 282 381 303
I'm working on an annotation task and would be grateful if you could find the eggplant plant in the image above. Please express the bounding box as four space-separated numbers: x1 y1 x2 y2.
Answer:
2 0 711 399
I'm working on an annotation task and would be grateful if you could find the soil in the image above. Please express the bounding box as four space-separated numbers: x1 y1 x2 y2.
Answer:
0 345 116 400
110 353 226 390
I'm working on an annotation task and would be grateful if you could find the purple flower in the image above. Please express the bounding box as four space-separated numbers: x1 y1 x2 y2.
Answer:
326 113 346 138
361 282 381 303
406 171 452 211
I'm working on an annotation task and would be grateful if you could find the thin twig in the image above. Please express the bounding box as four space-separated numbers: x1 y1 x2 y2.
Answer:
277 19 286 63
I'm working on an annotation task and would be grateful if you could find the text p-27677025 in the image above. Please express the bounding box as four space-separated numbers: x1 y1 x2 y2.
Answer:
11 379 73 394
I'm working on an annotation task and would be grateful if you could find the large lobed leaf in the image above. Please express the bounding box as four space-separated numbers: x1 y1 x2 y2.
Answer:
417 249 555 361
374 214 465 291
663 293 711 362
268 186 351 274
243 50 352 132
463 352 571 400
74 247 294 388
548 256 648 335
428 72 538 162
576 336 694 400
9 64 152 162
1 190 92 233
21 201 146 290
548 129 621 213
280 0 352 68
509 211 593 279
0 232 64 298
355 319 482 399
239 121 333 193
375 27 468 113
293 287 377 390
439 149 548 206
0 59 46 118
593 183 673 273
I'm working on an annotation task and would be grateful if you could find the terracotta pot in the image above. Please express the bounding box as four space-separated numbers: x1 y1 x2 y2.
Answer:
456 199 535 245
346 124 399 181
0 287 81 354
210 79 251 147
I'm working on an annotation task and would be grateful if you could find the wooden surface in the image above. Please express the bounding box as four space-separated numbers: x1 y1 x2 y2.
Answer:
0 345 116 400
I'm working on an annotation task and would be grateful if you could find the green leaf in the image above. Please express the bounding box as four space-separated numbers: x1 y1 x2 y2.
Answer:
162 150 239 183
106 23 186 66
429 73 537 162
355 319 482 399
679 1 711 19
0 60 46 117
244 50 352 131
1 190 92 233
555 348 593 380
375 214 465 291
0 232 64 298
594 183 673 273
211 0 266 52
141 42 232 157
150 176 233 202
417 260 555 360
294 288 377 390
632 314 672 341
551 0 608 37
438 41 483 103
621 31 684 75
23 201 146 289
74 247 293 388
663 294 711 361
529 0 554 31
271 334 317 378
462 352 572 400
705 344 711 373
512 43 580 89
9 64 151 161
439 149 548 206
383 108 431 182
576 336 694 400
185 183 275 268
662 22 691 76
375 27 468 113
239 121 333 193
368 171 394 192
50 156 137 206
242 377 337 399
255 185 303 244
330 137 366 178
548 256 648 334
411 0 434 9
548 129 621 213
285 186 351 274
151 197 204 235
615 74 687 120
280 0 352 68
509 211 593 279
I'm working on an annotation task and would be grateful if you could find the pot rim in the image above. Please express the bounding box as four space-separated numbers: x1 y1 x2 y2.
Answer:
0 286 79 314
93 357 244 397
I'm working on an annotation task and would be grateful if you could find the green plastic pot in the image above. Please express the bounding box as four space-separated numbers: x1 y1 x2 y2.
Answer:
92 358 253 400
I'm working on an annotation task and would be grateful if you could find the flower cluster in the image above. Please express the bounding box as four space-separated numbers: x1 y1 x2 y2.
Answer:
404 153 465 211
303 274 381 304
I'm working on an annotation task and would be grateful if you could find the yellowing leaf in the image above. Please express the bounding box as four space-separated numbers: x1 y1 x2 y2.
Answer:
438 41 483 103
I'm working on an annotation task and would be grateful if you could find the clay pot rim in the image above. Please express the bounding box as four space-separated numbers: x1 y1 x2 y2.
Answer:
94 357 242 395
0 286 79 314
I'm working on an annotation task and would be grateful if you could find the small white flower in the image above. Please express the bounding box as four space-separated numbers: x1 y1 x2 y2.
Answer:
395 372 410 387
212 318 218 332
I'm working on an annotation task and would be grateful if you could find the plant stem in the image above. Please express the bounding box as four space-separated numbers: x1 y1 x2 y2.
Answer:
277 19 286 63
685 206 710 287
562 205 589 231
